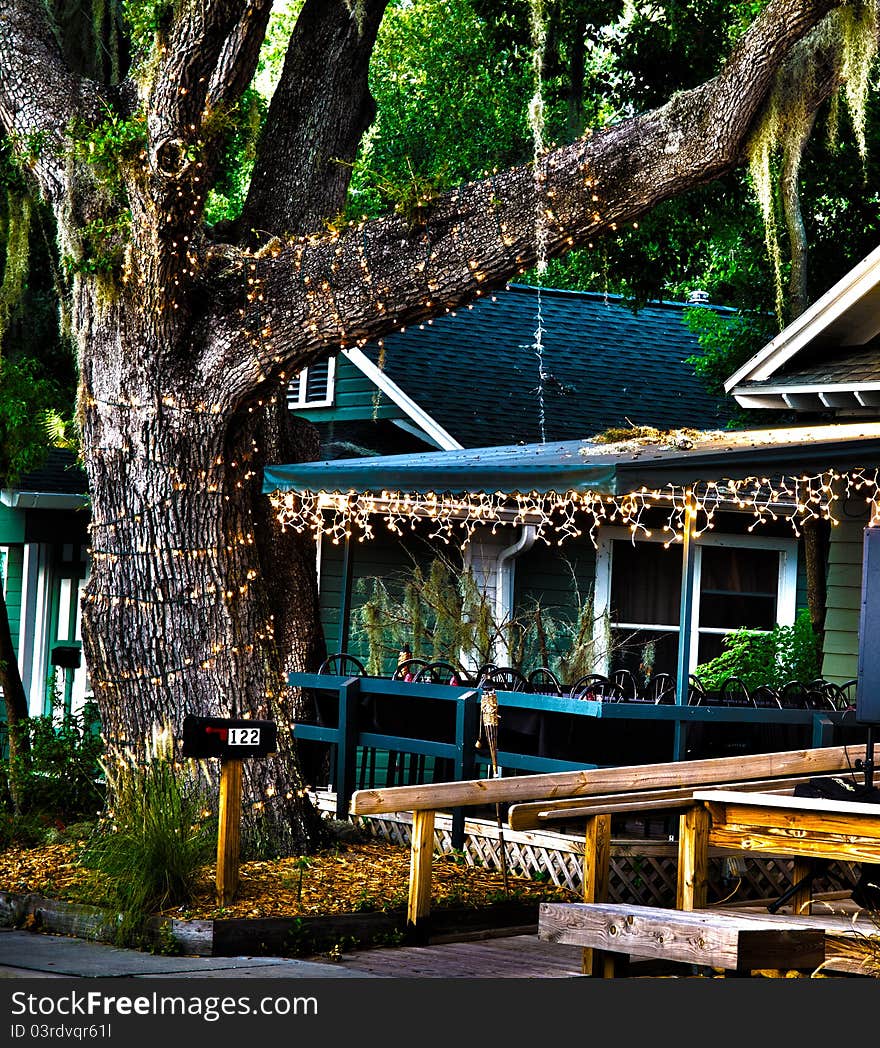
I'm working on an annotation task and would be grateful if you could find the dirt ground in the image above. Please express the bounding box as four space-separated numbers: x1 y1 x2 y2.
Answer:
0 834 579 920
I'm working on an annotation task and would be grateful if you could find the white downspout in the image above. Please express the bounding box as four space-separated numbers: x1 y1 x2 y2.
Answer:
494 524 537 663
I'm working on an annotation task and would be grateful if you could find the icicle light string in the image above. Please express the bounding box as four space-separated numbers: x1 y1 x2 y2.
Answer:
268 468 880 549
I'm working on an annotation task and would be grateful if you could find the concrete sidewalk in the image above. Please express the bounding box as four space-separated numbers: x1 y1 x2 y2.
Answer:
0 929 382 978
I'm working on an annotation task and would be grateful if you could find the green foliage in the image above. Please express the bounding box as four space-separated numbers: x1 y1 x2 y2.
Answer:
344 0 533 221
204 90 268 227
79 727 215 946
0 705 105 821
63 212 131 277
66 110 147 195
0 357 65 486
120 0 174 61
0 192 31 345
693 608 821 691
683 305 782 427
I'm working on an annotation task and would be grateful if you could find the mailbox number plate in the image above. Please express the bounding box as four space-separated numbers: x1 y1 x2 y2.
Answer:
228 727 261 746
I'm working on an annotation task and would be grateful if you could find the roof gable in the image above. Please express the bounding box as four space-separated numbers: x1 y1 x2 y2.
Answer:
725 243 880 409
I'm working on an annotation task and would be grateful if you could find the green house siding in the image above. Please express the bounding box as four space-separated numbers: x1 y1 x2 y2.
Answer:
319 527 443 673
2 545 24 657
0 503 24 544
821 507 868 684
295 356 404 424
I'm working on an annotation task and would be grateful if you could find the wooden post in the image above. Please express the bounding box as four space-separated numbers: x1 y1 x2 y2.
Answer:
677 803 709 910
673 488 697 760
408 809 436 934
789 857 813 916
581 813 611 976
216 758 243 906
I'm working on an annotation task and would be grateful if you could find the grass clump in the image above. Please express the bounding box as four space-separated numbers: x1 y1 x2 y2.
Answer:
79 724 215 947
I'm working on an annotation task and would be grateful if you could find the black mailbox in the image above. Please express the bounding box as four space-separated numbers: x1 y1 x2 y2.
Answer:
181 714 278 758
51 644 81 670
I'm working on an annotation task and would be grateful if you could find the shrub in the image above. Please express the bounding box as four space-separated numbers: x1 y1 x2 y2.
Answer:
694 608 821 692
0 704 105 822
79 724 215 946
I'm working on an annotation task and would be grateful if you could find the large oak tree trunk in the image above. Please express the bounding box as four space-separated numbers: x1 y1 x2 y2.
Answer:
78 303 326 855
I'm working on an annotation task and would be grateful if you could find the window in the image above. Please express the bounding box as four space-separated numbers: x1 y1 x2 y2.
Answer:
287 358 336 409
593 528 797 679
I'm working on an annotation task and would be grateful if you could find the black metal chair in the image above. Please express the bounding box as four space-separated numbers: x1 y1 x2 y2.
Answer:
528 666 564 695
479 666 531 692
837 679 858 708
611 668 640 701
687 674 708 705
392 657 431 681
751 684 783 709
413 660 472 685
642 672 675 704
802 680 839 711
569 674 623 701
778 680 809 708
719 676 753 706
318 653 367 676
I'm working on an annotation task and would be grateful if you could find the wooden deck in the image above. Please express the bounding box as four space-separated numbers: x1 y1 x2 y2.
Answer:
330 931 587 978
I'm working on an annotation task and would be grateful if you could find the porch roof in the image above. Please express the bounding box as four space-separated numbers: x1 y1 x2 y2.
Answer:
263 421 880 498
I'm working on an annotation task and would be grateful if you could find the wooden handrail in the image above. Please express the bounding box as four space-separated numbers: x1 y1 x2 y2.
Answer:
349 744 867 816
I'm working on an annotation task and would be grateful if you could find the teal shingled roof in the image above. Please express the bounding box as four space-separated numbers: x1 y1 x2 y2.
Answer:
362 284 732 448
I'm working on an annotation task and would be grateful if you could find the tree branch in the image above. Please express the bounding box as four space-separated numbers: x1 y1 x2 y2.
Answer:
214 0 840 402
208 0 274 111
0 0 102 203
241 0 389 241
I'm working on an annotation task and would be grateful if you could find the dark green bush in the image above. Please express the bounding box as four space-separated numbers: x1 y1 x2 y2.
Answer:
0 705 105 821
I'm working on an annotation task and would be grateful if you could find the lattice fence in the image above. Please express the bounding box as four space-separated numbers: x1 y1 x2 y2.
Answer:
312 791 859 907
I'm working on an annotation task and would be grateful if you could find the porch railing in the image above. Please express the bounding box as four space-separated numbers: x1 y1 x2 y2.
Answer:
287 671 856 845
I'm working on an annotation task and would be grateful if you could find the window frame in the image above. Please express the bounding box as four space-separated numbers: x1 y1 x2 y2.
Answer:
288 357 337 410
592 526 798 675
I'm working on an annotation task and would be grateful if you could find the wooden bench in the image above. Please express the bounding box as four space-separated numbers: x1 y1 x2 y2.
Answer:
348 743 870 945
537 901 826 976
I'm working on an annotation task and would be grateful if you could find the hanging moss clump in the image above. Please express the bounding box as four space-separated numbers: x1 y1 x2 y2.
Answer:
746 0 880 326
0 191 32 350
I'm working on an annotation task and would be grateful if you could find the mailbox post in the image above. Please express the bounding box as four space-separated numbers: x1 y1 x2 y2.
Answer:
181 715 278 905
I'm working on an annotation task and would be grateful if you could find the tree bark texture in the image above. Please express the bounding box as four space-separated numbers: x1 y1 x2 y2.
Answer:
0 0 850 853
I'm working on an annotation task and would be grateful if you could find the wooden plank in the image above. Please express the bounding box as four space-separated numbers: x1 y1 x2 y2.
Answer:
581 814 611 977
215 758 242 906
693 788 880 817
506 775 832 829
700 792 880 865
349 745 866 815
538 902 825 972
677 805 709 910
408 809 436 929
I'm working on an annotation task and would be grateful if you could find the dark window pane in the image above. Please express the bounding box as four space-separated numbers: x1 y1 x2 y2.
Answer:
698 633 728 665
700 594 777 630
610 540 681 626
700 546 778 597
609 628 679 680
699 546 778 629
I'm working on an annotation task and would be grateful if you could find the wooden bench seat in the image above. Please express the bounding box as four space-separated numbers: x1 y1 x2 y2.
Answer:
538 901 826 975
